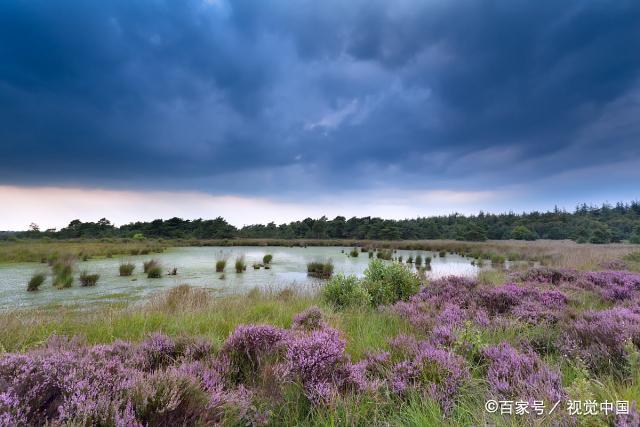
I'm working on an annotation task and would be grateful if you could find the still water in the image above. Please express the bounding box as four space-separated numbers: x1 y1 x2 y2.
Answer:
0 246 481 309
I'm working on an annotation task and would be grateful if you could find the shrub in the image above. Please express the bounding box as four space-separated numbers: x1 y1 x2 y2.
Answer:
376 249 393 260
252 263 262 269
132 233 145 240
349 247 359 257
561 308 640 374
415 255 423 267
285 327 350 404
482 342 564 403
406 256 413 264
143 259 159 273
235 257 246 273
215 259 226 272
119 263 135 276
438 251 446 257
307 261 334 278
147 266 162 278
79 271 99 287
221 324 289 384
292 306 326 331
368 251 373 259
321 274 371 309
263 254 273 264
363 259 420 306
27 273 46 291
130 369 210 425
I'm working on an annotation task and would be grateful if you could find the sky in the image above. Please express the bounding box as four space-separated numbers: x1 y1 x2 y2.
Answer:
1 0 640 230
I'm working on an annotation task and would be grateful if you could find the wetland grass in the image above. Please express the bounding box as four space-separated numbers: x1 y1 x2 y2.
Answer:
235 256 247 273
119 263 135 276
307 260 334 278
79 271 100 287
27 273 46 292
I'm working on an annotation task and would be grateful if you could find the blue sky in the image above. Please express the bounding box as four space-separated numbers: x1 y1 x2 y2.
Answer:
1 0 640 229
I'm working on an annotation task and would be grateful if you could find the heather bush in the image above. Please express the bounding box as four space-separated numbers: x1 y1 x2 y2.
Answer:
79 271 100 286
292 306 326 331
363 259 420 306
285 327 351 404
509 266 579 285
221 325 289 385
561 307 640 374
321 274 371 309
389 343 470 414
482 342 565 403
27 272 46 291
119 262 135 276
307 261 334 278
130 368 211 425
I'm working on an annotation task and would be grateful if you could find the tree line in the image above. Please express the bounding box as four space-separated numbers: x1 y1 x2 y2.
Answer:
8 201 640 244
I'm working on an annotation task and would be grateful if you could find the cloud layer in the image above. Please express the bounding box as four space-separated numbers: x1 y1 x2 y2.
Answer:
1 0 639 202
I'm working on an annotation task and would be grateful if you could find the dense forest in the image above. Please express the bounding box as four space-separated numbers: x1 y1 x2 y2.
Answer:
5 202 640 244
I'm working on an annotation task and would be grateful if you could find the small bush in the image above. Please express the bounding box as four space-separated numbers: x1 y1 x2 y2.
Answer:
368 251 373 258
349 247 359 257
27 273 46 291
263 254 273 264
252 263 262 270
143 259 159 273
147 266 162 278
363 259 420 306
235 257 246 273
415 255 423 267
119 263 135 276
321 274 371 308
406 256 413 264
79 271 99 287
377 249 393 260
215 259 226 272
307 261 334 278
439 251 446 257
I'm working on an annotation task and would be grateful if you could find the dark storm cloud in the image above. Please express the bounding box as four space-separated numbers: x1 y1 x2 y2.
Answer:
1 0 639 195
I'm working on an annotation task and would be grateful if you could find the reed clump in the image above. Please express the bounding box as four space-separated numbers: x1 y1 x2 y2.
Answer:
307 261 334 278
119 263 135 276
27 273 46 292
79 271 99 287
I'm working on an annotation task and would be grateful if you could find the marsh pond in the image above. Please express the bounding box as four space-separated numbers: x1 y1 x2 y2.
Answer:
0 246 489 309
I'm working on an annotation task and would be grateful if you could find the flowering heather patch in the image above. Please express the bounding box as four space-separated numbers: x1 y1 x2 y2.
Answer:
389 343 470 414
220 324 289 384
285 327 351 404
582 271 640 302
561 307 640 373
509 266 580 285
482 342 565 403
